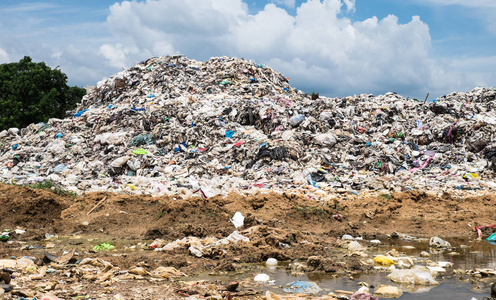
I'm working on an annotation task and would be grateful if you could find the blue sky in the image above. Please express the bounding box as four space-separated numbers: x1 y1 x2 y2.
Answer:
0 0 495 99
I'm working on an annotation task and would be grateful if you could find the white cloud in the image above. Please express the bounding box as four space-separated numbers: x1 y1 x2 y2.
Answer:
1 0 493 98
99 44 141 68
0 47 10 63
271 0 296 9
103 0 461 97
0 3 60 13
342 0 356 13
416 0 496 8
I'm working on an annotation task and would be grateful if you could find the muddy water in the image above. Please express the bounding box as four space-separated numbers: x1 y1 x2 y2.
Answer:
202 238 496 299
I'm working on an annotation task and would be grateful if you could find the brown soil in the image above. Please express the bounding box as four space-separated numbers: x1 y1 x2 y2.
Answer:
1 183 495 299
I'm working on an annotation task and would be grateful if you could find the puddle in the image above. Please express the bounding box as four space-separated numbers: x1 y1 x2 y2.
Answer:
195 237 496 299
14 235 496 299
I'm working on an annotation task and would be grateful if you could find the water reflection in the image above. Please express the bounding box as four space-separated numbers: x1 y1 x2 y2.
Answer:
197 238 496 299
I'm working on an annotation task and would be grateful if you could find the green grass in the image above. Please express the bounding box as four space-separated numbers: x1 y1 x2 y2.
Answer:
378 193 392 200
155 210 167 219
23 179 77 198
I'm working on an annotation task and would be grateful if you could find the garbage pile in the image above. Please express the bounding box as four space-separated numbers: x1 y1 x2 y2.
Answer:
1 55 496 197
0 255 186 299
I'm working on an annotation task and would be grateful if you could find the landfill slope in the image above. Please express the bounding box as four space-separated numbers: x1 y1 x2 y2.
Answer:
1 55 496 199
2 55 496 299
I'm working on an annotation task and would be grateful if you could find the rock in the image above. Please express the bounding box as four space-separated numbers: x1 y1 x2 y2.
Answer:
225 281 239 292
374 285 403 298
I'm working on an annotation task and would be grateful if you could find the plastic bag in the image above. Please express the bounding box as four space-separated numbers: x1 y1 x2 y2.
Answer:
53 164 68 173
127 158 141 171
230 212 244 228
373 255 395 266
132 148 148 155
348 241 366 251
487 233 496 241
387 269 439 285
110 156 130 168
225 230 249 243
289 114 305 127
254 273 270 282
283 281 321 294
429 236 451 248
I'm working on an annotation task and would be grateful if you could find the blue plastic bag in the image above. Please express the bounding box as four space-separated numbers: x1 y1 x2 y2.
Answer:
486 233 496 242
225 130 235 138
74 109 89 117
283 281 321 294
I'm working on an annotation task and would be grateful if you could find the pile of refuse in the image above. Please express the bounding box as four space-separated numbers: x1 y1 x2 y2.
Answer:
1 55 496 197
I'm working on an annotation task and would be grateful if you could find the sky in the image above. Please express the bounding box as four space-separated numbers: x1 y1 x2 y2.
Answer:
0 0 495 99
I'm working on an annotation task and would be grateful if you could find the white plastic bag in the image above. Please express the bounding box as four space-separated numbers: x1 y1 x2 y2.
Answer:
225 230 249 243
230 212 244 228
110 156 130 168
387 269 439 285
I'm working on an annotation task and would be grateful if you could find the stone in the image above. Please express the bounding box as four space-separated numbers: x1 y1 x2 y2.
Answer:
374 285 403 298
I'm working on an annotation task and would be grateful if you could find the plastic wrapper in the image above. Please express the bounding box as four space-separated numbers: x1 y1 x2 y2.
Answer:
387 269 439 285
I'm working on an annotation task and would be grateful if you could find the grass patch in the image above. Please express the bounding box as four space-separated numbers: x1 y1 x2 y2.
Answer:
155 210 167 219
378 193 392 201
23 179 77 198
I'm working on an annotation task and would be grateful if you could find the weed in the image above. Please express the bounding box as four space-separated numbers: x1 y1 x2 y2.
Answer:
21 179 77 198
379 193 392 200
310 91 319 100
155 210 166 219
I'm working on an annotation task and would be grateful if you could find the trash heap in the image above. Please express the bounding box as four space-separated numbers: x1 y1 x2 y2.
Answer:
1 55 496 198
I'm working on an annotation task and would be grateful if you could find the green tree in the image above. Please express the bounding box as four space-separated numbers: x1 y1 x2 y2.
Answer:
0 56 86 130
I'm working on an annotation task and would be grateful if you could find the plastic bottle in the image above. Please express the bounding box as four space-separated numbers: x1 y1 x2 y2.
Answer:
289 114 305 127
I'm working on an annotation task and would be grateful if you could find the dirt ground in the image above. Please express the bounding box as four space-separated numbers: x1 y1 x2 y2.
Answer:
1 183 495 299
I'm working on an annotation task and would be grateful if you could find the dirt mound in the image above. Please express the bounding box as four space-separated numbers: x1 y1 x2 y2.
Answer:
2 184 496 299
2 184 493 244
0 184 68 235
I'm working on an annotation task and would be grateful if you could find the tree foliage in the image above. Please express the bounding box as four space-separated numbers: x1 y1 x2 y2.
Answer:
0 56 86 130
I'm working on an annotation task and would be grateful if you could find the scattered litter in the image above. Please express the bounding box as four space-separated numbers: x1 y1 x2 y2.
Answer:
266 258 278 266
373 255 395 266
92 242 116 251
283 281 321 294
254 273 270 282
230 212 245 228
387 269 439 285
429 236 452 249
43 247 76 264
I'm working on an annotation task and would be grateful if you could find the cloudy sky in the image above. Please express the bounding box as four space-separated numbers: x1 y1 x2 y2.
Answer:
0 0 495 99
